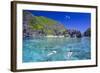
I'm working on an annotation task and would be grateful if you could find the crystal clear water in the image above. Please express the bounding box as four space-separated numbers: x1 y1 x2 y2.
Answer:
23 37 91 63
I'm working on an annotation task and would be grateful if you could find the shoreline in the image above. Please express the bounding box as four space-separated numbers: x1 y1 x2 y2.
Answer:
46 35 64 38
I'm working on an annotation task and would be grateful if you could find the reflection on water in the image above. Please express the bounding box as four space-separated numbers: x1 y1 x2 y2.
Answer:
23 37 91 63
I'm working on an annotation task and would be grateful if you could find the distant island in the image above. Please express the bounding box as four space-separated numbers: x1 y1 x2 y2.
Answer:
23 11 91 39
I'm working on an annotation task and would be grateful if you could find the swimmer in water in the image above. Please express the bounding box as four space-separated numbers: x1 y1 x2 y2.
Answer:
67 50 73 59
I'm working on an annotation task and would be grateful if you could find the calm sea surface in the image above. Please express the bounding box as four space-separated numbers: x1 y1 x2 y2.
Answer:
23 37 91 62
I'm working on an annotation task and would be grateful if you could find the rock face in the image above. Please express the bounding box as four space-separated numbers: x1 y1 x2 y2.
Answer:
23 11 34 38
84 28 91 37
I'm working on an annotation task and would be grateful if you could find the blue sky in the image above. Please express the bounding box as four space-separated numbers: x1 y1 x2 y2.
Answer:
24 10 91 33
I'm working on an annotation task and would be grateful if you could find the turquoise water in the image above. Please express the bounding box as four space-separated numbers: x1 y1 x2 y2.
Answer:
23 37 91 62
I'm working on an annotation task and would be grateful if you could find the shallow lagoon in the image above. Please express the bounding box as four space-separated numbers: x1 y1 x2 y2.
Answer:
23 37 91 62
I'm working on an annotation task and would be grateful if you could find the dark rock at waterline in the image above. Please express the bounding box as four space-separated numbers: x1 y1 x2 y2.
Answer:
84 28 91 37
65 29 82 38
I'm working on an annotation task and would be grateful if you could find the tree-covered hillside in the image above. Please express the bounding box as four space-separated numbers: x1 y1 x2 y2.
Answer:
23 11 66 38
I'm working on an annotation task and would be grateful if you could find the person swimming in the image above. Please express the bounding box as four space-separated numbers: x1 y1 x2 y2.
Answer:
67 50 73 59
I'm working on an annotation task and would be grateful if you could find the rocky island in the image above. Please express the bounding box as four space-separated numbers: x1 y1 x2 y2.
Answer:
23 11 90 39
